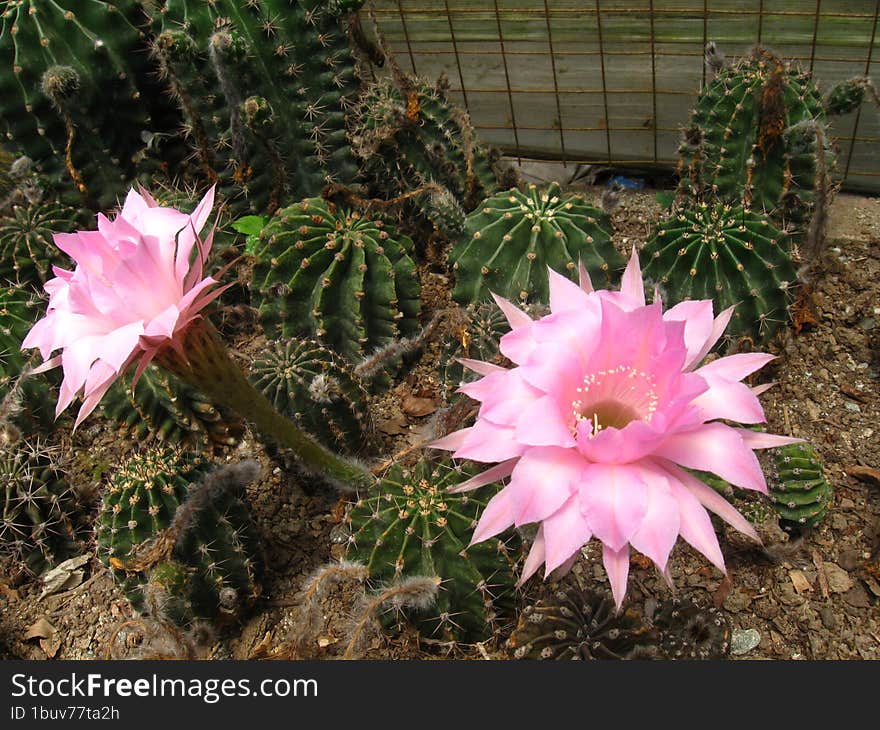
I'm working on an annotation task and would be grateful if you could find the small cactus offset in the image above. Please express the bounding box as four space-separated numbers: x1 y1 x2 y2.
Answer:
349 73 504 237
250 339 373 455
679 46 832 228
101 365 243 450
652 597 731 660
642 202 797 346
825 76 878 116
0 200 73 285
96 450 262 625
344 459 519 642
0 439 80 575
0 1 177 210
507 583 658 660
769 441 832 530
150 0 363 215
249 197 421 362
450 183 623 306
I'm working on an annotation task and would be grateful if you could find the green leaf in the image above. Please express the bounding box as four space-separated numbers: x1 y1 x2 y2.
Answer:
232 215 268 254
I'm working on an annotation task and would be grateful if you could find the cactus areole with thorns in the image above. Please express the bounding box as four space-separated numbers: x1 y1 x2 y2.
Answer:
432 250 801 607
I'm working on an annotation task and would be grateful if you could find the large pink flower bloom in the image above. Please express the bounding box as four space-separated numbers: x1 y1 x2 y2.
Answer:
434 250 800 607
22 187 227 427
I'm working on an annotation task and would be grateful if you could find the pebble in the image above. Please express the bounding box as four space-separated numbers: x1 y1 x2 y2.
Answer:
844 402 861 413
730 628 761 655
823 563 854 594
819 605 837 630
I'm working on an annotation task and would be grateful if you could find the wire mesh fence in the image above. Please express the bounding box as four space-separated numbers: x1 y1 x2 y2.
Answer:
371 0 880 192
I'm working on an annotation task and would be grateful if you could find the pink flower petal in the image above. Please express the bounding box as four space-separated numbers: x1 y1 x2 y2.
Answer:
619 247 646 308
491 292 532 329
471 489 516 544
602 544 631 610
735 429 805 450
542 495 593 574
688 305 735 368
548 267 590 313
515 395 577 448
668 478 726 573
627 466 680 571
578 259 594 293
696 352 775 383
663 299 714 370
506 446 584 525
690 378 767 424
457 358 507 376
518 526 546 586
579 463 649 551
447 459 517 493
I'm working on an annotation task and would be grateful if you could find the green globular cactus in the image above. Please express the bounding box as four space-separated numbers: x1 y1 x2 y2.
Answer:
769 441 832 530
101 365 243 450
0 1 177 211
0 200 72 285
642 202 796 346
250 339 373 455
96 450 262 625
824 77 877 116
150 0 363 215
349 74 504 237
250 197 421 362
508 584 658 660
440 302 509 399
0 439 80 576
679 46 832 228
344 459 520 643
652 597 731 660
450 183 623 306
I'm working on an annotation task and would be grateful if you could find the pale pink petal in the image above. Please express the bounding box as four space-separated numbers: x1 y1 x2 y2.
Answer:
453 420 525 462
542 495 593 574
505 446 584 525
578 259 594 293
429 427 472 452
668 478 726 573
579 463 649 551
696 352 775 383
447 459 517 493
690 378 767 424
751 382 775 396
548 267 590 313
515 395 577 448
688 305 735 368
602 544 631 609
735 430 805 450
619 247 646 308
457 358 507 376
627 466 680 571
518 526 546 585
490 292 532 329
471 489 516 544
663 299 714 370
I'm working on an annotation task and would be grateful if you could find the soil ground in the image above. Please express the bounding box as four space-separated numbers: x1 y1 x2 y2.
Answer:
1 186 878 661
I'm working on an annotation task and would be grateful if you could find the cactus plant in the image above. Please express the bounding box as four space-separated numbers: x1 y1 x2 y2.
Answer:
150 0 363 215
440 302 509 399
652 597 731 660
101 365 243 450
0 439 80 575
678 46 832 228
825 76 878 116
0 200 73 285
249 197 421 362
250 339 373 455
450 183 624 306
348 73 505 237
344 459 519 642
96 449 262 625
0 1 178 210
642 201 796 346
769 441 832 530
508 583 658 660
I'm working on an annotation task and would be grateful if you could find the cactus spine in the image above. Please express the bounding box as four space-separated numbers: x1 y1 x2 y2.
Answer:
451 183 623 306
0 200 72 285
249 197 421 362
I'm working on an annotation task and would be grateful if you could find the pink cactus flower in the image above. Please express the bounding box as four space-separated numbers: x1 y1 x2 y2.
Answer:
433 250 800 607
22 186 227 428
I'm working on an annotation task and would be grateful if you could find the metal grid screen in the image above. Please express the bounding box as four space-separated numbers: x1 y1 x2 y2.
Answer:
372 0 880 192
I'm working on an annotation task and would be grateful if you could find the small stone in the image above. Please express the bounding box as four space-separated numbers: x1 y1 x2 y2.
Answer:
819 605 837 630
844 402 861 413
730 628 761 655
823 563 854 594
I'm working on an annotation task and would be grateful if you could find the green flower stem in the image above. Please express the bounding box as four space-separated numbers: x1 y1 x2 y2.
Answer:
157 320 376 491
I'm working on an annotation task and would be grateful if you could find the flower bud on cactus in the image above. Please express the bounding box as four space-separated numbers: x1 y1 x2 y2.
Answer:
769 441 831 529
344 459 520 642
642 202 796 346
451 183 623 306
250 339 373 455
250 197 421 363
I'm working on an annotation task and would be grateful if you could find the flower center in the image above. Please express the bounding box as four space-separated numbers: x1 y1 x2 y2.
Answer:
571 365 659 438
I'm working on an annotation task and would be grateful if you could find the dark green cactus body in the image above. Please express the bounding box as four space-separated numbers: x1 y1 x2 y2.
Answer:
349 75 502 237
678 47 831 227
96 450 261 625
0 440 79 575
652 597 730 660
642 202 796 345
825 77 872 116
250 339 373 455
0 1 175 210
508 584 658 660
451 183 623 306
0 201 72 285
250 197 420 362
151 0 362 214
345 460 519 642
101 365 243 450
770 441 832 529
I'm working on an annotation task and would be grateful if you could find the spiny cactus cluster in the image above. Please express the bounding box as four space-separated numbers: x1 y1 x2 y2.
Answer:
0 1 175 210
344 459 519 642
824 76 878 117
249 197 421 362
151 0 363 214
0 200 72 284
0 439 80 575
451 183 623 306
652 597 731 660
349 73 504 237
96 449 262 625
642 201 796 346
101 365 243 450
250 339 373 455
508 584 657 660
679 46 832 228
769 441 832 530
